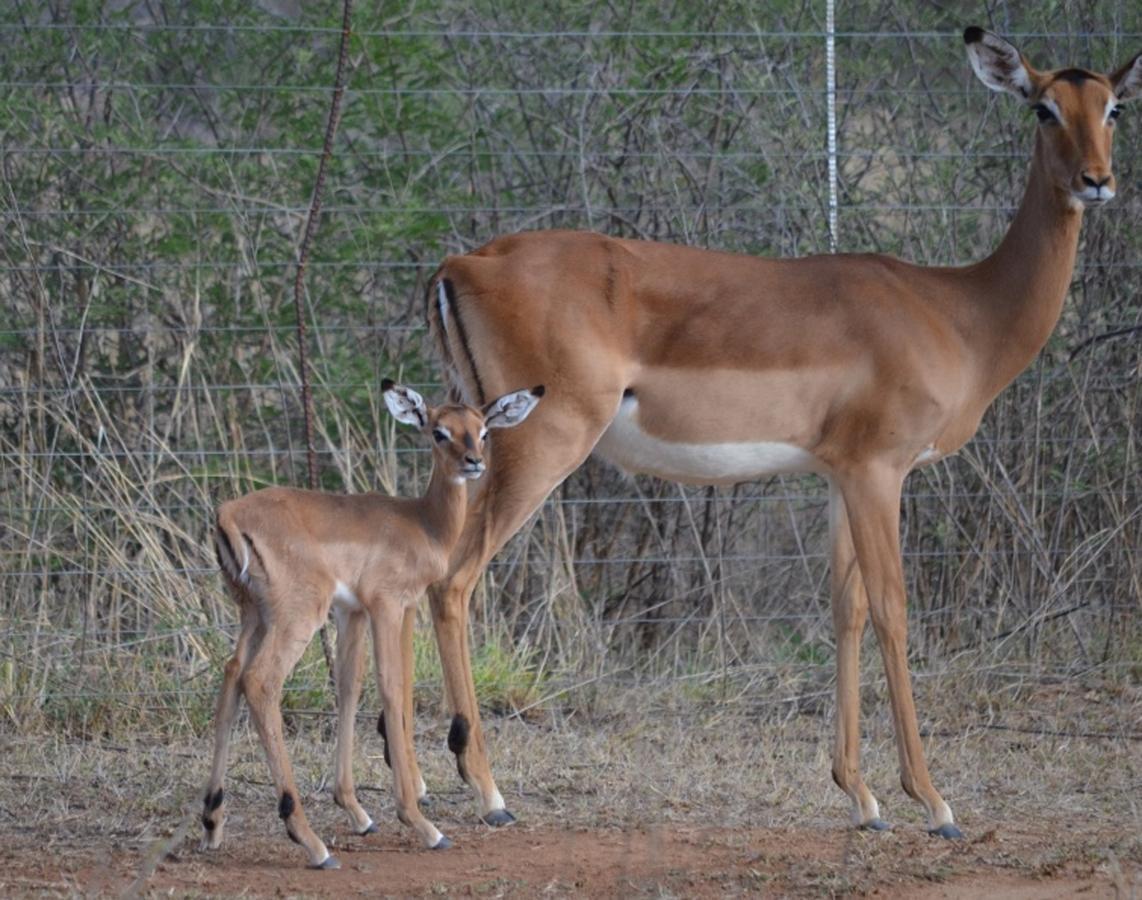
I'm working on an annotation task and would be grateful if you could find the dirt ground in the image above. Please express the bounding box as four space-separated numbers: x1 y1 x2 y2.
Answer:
1 675 1139 897
9 820 1135 898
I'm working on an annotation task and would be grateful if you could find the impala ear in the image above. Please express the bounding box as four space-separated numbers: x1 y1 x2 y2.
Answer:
483 385 544 429
1109 52 1142 102
382 378 428 428
964 26 1039 100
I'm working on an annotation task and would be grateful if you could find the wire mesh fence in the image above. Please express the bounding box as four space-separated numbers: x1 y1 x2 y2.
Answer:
1 1 1139 736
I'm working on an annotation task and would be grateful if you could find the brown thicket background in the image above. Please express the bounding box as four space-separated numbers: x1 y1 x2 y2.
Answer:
1 1 1139 738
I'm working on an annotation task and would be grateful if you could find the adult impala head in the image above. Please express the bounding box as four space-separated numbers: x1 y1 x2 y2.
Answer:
965 26 1142 209
382 379 545 483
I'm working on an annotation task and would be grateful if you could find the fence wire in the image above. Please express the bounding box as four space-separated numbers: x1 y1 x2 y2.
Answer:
1 2 1139 735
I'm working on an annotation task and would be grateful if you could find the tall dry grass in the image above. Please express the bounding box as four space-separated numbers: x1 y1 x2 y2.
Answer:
1 3 1139 739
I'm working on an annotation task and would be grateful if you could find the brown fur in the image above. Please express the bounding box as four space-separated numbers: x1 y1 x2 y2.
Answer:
416 29 1139 833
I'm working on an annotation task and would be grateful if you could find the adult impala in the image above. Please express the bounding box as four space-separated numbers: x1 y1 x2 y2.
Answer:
417 28 1141 836
201 380 542 868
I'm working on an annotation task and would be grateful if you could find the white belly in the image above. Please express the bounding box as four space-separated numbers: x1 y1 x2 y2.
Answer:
592 398 821 484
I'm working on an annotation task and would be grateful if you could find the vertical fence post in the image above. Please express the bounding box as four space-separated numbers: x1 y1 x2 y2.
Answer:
825 0 839 252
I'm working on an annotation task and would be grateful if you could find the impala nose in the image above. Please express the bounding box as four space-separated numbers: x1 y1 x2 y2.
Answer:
1076 170 1115 206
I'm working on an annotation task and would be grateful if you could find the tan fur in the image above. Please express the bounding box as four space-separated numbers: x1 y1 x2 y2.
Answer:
200 386 540 867
419 30 1138 833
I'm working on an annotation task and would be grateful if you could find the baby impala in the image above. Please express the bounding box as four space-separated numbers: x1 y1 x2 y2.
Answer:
200 379 543 868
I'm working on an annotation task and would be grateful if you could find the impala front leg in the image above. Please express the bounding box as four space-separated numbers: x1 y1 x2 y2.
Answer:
428 568 510 825
837 464 961 838
331 607 377 835
827 482 888 831
427 396 618 824
372 604 451 849
400 605 428 803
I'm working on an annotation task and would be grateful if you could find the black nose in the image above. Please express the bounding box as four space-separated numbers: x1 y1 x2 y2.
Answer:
1081 173 1111 188
464 455 481 467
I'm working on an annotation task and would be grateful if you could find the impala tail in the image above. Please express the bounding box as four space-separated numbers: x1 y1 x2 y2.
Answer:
214 506 254 589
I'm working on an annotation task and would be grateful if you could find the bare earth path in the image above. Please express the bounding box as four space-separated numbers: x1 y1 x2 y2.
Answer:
7 821 1133 897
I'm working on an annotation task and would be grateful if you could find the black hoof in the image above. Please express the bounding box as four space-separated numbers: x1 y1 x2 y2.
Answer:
310 855 341 870
481 809 517 827
860 818 892 832
359 821 379 835
418 794 433 809
929 823 964 839
431 834 453 850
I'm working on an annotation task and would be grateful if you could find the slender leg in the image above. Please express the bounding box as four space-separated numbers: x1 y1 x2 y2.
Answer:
244 620 341 868
201 602 260 849
827 481 887 830
400 606 428 802
427 396 617 822
331 607 376 834
836 464 960 837
372 603 449 849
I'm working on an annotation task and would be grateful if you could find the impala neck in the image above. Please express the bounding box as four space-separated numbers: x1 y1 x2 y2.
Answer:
417 464 469 554
965 134 1083 397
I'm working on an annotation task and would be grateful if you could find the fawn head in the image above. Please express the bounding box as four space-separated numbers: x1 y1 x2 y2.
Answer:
382 379 545 482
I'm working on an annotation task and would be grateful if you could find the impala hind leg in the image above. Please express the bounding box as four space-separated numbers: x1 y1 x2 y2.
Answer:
427 395 617 824
244 619 340 868
372 604 450 849
201 603 260 849
827 482 888 831
331 607 377 835
837 465 960 838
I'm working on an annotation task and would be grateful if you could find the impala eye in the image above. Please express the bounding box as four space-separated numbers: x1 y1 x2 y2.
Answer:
432 429 449 443
1108 106 1122 123
1032 103 1057 123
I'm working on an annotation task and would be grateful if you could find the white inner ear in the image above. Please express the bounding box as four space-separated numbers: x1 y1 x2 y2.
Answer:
1115 57 1142 100
485 391 539 428
968 39 1033 98
384 387 427 427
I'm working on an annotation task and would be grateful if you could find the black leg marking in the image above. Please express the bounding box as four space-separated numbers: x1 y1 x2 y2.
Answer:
378 710 392 769
201 788 224 832
280 792 302 845
448 713 470 782
205 788 224 812
443 712 465 785
447 714 469 754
